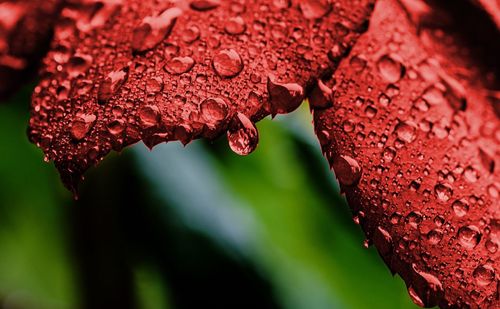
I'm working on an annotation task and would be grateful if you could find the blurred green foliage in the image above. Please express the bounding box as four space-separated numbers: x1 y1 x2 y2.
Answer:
0 89 421 309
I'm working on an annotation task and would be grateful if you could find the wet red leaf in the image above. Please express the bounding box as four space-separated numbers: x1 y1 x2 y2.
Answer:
28 0 375 192
0 0 62 99
311 0 499 307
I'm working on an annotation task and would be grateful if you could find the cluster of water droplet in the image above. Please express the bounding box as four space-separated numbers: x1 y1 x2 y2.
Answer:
29 0 374 189
310 0 499 307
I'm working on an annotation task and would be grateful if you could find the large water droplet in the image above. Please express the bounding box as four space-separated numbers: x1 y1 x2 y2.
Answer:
299 0 332 19
377 54 405 83
434 183 453 202
132 7 182 52
200 97 229 127
267 77 304 116
227 113 259 156
164 56 195 75
452 199 469 217
332 155 362 186
394 121 416 143
70 114 96 140
457 225 481 249
98 67 129 103
224 16 246 35
473 264 495 286
212 49 244 78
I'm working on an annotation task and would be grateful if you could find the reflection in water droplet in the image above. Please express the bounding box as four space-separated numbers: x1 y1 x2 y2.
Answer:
212 49 244 78
452 199 469 217
394 121 416 143
434 183 453 202
473 265 495 286
227 113 259 156
70 114 97 140
457 225 481 249
200 97 229 127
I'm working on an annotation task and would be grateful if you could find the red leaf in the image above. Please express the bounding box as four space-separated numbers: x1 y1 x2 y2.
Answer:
28 0 375 192
0 0 62 99
311 0 499 307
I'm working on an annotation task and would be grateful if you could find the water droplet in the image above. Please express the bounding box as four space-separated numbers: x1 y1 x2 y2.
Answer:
427 229 443 245
452 199 469 217
457 225 481 249
463 166 478 183
98 67 129 103
190 0 220 11
299 0 332 19
377 54 405 83
224 16 246 35
408 265 443 308
227 113 258 156
383 147 396 162
200 97 229 127
422 85 446 105
67 54 92 78
107 120 125 135
70 114 96 140
394 121 416 143
131 7 182 52
212 49 244 78
309 79 333 109
406 211 422 229
267 77 304 116
164 56 195 75
139 105 160 128
182 25 200 43
350 55 367 73
332 155 362 186
434 183 453 202
473 265 495 286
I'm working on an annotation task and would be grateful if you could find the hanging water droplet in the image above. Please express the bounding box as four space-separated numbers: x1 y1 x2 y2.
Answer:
267 76 304 116
227 113 259 156
332 155 362 186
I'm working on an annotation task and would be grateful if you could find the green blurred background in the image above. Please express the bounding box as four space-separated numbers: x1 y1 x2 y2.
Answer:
0 87 420 309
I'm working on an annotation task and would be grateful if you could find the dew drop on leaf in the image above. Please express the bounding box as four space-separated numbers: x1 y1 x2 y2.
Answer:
212 49 244 78
457 225 481 249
